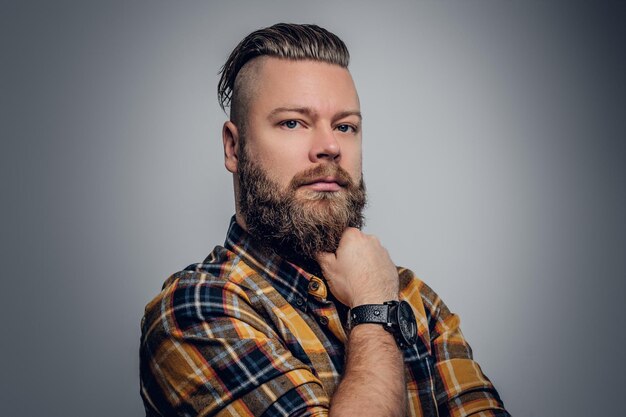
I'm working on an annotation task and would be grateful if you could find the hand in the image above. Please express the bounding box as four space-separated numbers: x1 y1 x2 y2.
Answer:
316 228 399 308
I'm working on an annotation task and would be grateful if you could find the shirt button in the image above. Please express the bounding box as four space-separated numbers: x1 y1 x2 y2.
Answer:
319 316 329 326
295 298 304 307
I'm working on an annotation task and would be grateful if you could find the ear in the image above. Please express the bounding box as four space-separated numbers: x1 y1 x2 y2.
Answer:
222 121 240 173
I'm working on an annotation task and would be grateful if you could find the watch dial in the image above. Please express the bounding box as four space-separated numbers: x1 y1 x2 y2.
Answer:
398 301 418 346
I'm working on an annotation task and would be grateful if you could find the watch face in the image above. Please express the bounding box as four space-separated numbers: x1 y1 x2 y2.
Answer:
397 301 418 346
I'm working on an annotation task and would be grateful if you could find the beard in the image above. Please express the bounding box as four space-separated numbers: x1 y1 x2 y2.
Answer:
237 146 366 261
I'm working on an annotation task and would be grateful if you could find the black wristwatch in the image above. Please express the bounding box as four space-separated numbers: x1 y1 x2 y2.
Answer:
349 300 418 348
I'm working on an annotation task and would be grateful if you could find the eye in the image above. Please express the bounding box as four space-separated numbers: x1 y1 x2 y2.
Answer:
336 124 356 133
281 120 300 129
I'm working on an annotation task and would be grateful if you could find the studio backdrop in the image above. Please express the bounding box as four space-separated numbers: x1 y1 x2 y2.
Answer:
2 1 624 416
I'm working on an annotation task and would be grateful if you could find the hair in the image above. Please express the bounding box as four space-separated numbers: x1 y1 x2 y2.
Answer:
217 23 350 126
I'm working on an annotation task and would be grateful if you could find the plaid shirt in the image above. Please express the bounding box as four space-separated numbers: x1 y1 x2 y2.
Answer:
140 217 509 416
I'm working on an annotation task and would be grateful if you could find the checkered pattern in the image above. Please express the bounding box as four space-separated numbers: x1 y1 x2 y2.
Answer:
140 217 509 416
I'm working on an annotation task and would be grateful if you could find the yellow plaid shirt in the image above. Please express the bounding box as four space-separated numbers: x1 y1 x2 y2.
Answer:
140 218 509 416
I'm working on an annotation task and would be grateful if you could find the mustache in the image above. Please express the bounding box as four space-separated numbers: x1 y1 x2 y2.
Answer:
289 164 355 189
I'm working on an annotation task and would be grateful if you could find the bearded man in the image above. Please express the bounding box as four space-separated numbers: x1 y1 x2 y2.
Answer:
140 23 510 417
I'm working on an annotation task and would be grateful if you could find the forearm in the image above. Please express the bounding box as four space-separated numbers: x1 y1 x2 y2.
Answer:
329 324 406 417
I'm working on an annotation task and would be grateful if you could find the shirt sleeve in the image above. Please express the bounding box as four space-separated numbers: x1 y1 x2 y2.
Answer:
400 269 511 417
140 272 329 417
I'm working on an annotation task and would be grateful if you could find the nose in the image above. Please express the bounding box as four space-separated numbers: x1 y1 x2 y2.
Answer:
309 127 341 163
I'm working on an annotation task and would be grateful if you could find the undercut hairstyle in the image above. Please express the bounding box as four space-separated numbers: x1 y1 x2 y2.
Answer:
217 23 350 129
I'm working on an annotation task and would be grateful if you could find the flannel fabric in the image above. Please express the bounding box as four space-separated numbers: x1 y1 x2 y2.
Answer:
140 217 510 416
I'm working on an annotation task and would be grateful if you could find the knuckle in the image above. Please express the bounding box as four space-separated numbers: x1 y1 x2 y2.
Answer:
345 227 360 237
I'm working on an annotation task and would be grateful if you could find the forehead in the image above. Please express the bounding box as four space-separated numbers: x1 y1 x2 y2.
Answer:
246 57 360 114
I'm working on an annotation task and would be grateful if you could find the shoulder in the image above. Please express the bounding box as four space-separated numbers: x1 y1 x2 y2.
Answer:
141 247 275 340
396 266 458 335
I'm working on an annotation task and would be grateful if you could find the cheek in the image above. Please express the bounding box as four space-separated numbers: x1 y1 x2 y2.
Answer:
342 145 363 179
251 141 309 178
254 148 304 188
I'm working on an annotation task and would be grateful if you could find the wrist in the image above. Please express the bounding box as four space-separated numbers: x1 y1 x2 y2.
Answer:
348 300 419 348
352 295 398 308
348 322 399 344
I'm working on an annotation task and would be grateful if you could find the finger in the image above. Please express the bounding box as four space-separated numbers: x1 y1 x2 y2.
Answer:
315 251 336 268
341 227 362 240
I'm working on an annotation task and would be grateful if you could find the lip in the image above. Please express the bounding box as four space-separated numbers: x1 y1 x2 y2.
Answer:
304 182 342 192
301 176 346 192
303 176 347 186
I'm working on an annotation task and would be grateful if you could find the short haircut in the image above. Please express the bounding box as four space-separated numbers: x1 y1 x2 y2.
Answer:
218 23 350 126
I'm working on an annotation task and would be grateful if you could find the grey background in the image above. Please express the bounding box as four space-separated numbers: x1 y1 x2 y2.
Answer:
2 1 624 416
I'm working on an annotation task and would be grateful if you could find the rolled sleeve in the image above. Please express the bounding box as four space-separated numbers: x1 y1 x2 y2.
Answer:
140 274 329 417
399 269 510 417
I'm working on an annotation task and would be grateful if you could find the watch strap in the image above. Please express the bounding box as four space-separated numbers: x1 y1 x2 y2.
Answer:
349 302 393 326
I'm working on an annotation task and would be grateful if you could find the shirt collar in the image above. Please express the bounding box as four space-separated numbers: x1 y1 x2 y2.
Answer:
220 216 317 309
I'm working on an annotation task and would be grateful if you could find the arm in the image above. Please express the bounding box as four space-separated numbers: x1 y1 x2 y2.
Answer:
140 273 330 417
412 275 510 416
317 228 406 417
329 324 406 417
318 232 510 417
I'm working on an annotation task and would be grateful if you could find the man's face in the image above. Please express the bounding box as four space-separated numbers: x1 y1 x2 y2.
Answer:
242 57 363 196
231 58 366 259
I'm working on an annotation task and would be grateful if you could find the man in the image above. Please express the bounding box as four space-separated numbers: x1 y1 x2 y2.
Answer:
140 23 509 417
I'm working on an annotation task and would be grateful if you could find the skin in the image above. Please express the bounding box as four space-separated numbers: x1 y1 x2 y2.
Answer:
223 56 363 220
222 57 406 417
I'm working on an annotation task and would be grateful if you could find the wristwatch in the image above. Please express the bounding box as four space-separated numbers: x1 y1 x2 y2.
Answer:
349 300 418 348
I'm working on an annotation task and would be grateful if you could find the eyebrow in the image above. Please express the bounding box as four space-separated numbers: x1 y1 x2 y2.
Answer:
268 106 362 121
